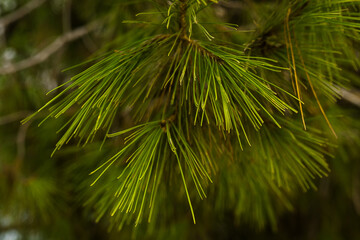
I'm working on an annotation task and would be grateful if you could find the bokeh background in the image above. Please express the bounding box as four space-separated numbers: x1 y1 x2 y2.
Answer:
1 0 360 239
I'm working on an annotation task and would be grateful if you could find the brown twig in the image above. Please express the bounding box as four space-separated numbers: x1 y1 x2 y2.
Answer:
62 0 72 33
0 0 48 28
0 111 31 125
218 1 245 10
335 87 360 108
0 21 100 75
353 172 360 215
179 0 188 38
15 122 31 170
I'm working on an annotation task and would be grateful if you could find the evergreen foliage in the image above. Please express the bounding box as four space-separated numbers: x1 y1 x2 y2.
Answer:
1 0 360 239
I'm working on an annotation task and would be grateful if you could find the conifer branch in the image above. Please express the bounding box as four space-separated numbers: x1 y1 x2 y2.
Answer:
17 0 360 232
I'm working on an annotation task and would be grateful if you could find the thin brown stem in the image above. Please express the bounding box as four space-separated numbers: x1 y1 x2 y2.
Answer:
0 21 99 75
0 111 31 125
0 0 48 28
179 0 188 38
14 122 31 171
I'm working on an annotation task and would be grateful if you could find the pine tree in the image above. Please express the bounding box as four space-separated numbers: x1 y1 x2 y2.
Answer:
1 0 360 239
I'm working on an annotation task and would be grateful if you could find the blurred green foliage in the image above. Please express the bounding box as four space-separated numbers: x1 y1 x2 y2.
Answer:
0 0 359 239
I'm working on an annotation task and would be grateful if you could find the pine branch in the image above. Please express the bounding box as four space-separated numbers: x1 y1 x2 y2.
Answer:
22 33 294 151
244 0 360 135
88 120 213 227
19 0 360 232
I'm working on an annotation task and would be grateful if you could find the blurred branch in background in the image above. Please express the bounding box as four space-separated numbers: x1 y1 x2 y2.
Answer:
0 21 100 75
335 87 360 108
0 111 30 125
0 1 359 239
15 121 30 169
218 1 245 9
0 0 48 28
62 0 72 33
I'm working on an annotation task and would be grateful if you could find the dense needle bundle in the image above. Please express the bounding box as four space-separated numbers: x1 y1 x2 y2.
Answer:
13 0 360 236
